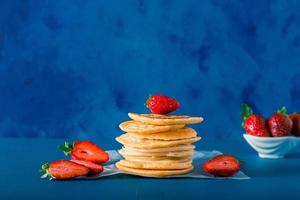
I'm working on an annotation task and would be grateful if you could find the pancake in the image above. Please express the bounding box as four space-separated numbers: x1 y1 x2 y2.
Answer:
116 134 201 149
123 155 192 162
128 113 203 125
127 127 197 140
119 120 184 134
117 159 192 170
116 162 193 177
119 148 195 158
116 110 203 177
124 145 195 153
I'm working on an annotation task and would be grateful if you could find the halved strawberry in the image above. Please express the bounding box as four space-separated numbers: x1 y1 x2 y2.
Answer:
40 160 90 180
59 141 109 164
203 155 240 177
70 160 103 175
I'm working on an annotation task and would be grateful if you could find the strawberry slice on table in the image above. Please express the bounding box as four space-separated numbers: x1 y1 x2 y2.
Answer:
290 112 300 136
145 94 180 114
59 141 109 164
40 160 90 180
268 107 293 137
241 103 270 137
203 155 241 177
70 160 103 175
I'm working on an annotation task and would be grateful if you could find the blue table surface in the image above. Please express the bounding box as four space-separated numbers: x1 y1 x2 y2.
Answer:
2 137 300 200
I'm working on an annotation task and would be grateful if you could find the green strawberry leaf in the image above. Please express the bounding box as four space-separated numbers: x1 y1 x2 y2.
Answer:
277 106 287 114
40 163 49 173
40 163 54 180
240 103 253 119
58 141 73 156
144 94 152 108
240 103 253 127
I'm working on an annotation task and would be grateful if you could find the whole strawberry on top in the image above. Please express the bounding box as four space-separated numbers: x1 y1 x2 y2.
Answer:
268 107 293 137
290 112 300 136
241 104 270 137
145 94 179 114
59 141 109 164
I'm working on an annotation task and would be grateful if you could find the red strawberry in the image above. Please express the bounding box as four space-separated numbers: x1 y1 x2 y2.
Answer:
268 107 293 137
145 94 179 114
290 112 300 136
40 160 89 180
70 160 103 175
203 155 240 177
241 104 270 137
59 141 109 164
70 154 78 160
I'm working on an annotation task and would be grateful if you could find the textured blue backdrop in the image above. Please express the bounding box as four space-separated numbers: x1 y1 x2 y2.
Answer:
0 0 300 140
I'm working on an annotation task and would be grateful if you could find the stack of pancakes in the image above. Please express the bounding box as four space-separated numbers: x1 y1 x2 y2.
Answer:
115 113 204 177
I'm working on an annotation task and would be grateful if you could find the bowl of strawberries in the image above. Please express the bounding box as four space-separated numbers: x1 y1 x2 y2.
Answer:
241 104 300 159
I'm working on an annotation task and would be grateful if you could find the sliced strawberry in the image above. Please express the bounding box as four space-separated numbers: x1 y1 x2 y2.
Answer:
71 160 103 175
70 154 78 160
40 160 90 180
73 141 109 163
59 141 109 164
203 155 240 177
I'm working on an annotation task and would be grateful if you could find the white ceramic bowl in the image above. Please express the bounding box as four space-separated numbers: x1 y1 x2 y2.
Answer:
243 134 300 159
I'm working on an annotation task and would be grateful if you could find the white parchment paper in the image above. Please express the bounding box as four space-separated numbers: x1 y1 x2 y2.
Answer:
78 150 250 180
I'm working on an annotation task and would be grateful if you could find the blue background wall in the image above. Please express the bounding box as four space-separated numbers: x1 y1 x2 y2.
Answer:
0 0 300 140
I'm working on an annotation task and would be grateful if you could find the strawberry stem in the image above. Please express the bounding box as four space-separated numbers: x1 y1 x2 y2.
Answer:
277 106 287 114
58 141 73 156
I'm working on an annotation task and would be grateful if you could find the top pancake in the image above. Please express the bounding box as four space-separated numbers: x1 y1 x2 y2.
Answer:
119 120 184 134
128 113 204 125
